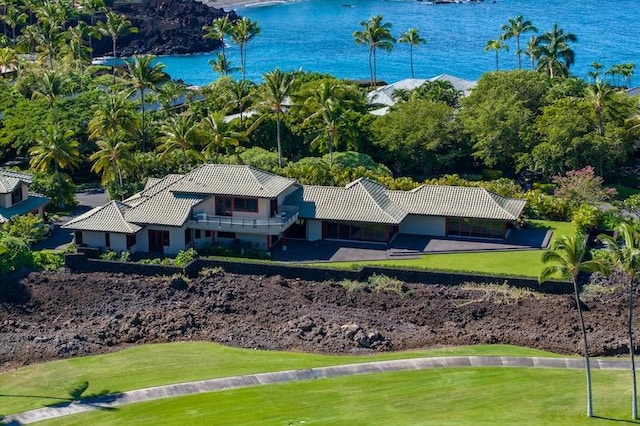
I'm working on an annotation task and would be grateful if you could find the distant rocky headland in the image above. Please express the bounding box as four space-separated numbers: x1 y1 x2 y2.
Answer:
92 0 239 57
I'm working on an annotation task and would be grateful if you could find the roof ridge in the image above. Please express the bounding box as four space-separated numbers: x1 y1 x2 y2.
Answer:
354 178 406 223
483 189 520 220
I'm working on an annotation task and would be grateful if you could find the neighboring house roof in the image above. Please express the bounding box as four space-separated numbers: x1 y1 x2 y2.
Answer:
627 87 640 97
366 74 477 110
387 185 526 221
170 164 297 198
0 193 50 223
286 178 407 224
0 169 33 194
62 200 142 234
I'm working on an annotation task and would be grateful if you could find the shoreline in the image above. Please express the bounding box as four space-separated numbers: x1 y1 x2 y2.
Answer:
198 0 303 12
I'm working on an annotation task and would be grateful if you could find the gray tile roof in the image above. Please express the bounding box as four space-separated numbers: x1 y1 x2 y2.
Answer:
387 185 526 221
169 164 296 198
0 193 50 223
125 174 184 207
0 169 33 194
124 190 205 227
286 178 407 224
62 201 142 234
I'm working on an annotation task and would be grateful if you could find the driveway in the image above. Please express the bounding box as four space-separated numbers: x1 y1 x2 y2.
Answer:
32 188 108 251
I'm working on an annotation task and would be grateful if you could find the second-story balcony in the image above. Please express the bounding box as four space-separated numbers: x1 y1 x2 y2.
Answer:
188 206 299 235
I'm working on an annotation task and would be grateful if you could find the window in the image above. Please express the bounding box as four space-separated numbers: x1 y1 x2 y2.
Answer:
75 231 83 245
216 197 259 215
105 233 111 248
324 221 389 242
205 230 212 238
447 218 504 239
126 234 136 249
185 228 192 244
195 229 201 239
11 187 22 205
218 231 236 239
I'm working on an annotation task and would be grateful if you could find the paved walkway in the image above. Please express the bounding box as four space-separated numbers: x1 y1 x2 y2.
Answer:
2 356 633 425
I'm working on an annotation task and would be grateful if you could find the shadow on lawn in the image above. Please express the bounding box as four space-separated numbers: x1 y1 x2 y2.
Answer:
593 416 640 424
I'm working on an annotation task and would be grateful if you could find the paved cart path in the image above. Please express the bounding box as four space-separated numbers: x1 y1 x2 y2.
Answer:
2 356 633 424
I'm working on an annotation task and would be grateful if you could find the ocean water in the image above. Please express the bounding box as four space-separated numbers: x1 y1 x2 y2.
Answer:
160 0 640 86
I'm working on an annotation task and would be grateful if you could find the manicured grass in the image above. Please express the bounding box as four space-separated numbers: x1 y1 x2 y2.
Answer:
0 342 558 416
39 368 636 425
325 220 576 278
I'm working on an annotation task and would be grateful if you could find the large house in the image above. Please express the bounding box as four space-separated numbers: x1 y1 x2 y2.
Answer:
62 164 526 255
0 169 49 225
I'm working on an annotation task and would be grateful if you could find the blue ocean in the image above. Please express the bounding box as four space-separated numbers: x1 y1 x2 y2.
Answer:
159 0 640 86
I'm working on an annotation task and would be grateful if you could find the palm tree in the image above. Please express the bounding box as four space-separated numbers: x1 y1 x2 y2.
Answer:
588 62 604 84
199 110 247 161
156 81 186 115
599 223 640 419
90 131 133 194
208 51 237 77
33 2 66 69
203 15 234 71
31 70 66 109
525 36 541 70
226 78 255 129
298 82 353 165
124 54 165 150
96 11 138 84
88 90 138 140
484 38 508 71
156 113 203 170
79 0 105 58
29 125 80 175
0 45 18 77
539 233 608 418
536 23 578 79
353 15 395 88
4 6 27 42
500 15 537 69
63 22 92 72
257 68 295 168
585 79 615 138
230 17 260 81
398 27 425 79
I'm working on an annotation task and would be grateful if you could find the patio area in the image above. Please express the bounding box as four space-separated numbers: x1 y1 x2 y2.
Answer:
272 227 552 263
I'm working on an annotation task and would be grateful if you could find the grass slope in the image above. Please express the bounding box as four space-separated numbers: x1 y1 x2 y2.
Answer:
327 220 575 278
39 368 636 426
0 343 557 416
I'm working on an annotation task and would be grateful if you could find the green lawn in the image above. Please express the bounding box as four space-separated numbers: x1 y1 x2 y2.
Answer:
324 220 576 278
0 342 558 416
38 367 637 426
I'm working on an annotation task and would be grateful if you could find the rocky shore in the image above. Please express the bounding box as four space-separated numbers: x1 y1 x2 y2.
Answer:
92 0 239 57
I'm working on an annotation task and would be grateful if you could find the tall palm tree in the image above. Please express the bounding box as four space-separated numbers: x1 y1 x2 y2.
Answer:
79 0 105 58
63 22 92 72
585 79 615 137
484 38 508 71
88 90 138 140
124 54 165 150
525 36 540 70
536 23 578 79
230 17 260 81
156 113 203 170
96 11 138 84
257 68 295 168
199 110 247 161
353 15 395 88
89 131 133 194
4 6 27 42
599 223 640 419
0 45 18 77
203 15 233 72
398 27 425 79
540 233 608 418
33 2 66 69
156 81 185 116
588 62 604 84
500 15 537 69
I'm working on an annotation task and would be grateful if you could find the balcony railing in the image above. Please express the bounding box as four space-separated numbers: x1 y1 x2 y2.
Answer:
190 207 299 232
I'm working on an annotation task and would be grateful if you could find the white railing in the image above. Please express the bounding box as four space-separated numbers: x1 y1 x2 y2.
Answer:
191 207 299 230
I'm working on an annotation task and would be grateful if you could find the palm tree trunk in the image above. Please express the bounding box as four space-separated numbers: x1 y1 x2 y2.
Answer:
516 36 521 69
112 36 117 84
574 279 594 417
372 48 377 88
140 89 146 151
276 109 282 168
328 133 333 166
368 46 374 89
495 51 499 71
410 45 414 79
629 278 638 419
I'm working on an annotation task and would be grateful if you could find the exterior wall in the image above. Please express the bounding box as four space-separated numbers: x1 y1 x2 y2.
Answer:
192 196 271 219
81 231 107 251
0 193 9 208
307 220 322 241
277 185 299 207
399 215 446 237
137 225 185 255
76 231 129 252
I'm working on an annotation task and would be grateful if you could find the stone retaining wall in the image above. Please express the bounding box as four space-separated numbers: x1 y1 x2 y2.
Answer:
65 253 570 294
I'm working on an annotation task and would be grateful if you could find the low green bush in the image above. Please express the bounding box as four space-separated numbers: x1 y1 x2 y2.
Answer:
174 248 198 267
33 250 65 271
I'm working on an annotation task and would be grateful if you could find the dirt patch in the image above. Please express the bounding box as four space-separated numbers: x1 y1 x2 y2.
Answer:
0 269 635 371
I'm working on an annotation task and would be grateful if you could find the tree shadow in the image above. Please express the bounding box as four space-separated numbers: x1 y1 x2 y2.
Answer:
593 416 640 424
